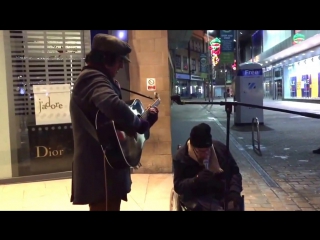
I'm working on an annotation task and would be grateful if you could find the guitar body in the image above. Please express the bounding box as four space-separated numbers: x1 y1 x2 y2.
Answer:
95 97 160 169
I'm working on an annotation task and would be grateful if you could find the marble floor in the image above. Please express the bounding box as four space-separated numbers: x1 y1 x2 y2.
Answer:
0 174 172 211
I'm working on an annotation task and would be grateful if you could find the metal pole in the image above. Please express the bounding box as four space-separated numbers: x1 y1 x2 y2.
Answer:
202 36 206 101
211 64 214 100
234 30 240 102
236 30 240 70
207 31 211 102
224 63 227 102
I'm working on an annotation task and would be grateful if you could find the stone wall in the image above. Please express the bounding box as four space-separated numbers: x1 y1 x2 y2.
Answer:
128 30 172 173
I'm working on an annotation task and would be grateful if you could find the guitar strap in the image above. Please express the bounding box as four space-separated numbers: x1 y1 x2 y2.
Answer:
70 96 109 211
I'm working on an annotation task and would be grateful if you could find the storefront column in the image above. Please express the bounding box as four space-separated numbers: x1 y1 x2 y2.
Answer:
0 31 17 179
128 30 172 173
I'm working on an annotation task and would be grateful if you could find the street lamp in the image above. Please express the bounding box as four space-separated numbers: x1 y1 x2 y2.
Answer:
235 30 240 101
207 30 214 101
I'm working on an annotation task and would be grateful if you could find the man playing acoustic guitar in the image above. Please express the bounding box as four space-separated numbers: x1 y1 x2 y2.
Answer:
70 34 159 211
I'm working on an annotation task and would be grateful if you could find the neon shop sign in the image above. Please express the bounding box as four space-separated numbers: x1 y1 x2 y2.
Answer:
209 38 221 66
293 33 305 45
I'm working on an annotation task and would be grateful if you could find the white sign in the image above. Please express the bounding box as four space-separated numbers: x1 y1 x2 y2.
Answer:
33 84 71 125
146 78 156 91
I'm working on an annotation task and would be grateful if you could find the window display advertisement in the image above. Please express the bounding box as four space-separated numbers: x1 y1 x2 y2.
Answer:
25 84 74 176
283 56 320 99
0 30 86 182
33 84 71 125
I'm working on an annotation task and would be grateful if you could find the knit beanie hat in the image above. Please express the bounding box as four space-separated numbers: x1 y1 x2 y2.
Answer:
190 123 212 148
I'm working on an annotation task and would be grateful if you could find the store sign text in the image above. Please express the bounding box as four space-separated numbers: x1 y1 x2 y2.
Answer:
38 97 63 114
35 146 64 158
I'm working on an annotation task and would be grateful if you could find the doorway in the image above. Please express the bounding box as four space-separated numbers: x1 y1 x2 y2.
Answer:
274 80 283 100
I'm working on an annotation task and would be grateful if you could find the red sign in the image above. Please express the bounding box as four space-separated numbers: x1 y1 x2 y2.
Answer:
146 78 156 91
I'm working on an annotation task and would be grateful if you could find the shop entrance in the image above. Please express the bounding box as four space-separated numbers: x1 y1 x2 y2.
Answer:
274 80 283 100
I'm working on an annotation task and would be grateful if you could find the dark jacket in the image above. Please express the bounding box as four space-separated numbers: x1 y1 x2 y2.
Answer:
173 139 242 201
70 66 141 205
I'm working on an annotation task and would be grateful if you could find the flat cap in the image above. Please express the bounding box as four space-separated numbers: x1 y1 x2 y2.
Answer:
92 34 131 62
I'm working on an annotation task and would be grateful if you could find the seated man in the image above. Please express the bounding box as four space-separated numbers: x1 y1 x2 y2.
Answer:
173 123 243 211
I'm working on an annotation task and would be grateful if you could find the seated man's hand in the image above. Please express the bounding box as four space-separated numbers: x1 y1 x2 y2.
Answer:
196 170 225 193
195 169 215 185
225 191 242 211
212 171 225 181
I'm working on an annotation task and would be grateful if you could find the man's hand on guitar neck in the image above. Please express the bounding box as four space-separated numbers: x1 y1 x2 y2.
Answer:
125 107 159 136
135 107 159 134
145 106 159 128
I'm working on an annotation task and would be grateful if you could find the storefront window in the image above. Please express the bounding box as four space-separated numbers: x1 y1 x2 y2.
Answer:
0 30 87 181
263 70 272 98
190 81 203 98
283 56 320 99
175 80 188 97
264 81 271 98
175 73 190 97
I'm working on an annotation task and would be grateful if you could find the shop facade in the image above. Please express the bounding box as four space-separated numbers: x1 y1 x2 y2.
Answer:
174 73 190 97
253 30 320 102
263 66 272 99
283 48 320 100
0 30 172 184
0 30 90 184
190 75 204 98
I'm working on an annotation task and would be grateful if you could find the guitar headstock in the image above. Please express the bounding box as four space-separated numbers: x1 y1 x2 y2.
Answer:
154 92 160 100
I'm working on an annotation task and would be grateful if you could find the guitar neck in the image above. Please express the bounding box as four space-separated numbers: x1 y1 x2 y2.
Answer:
141 99 160 119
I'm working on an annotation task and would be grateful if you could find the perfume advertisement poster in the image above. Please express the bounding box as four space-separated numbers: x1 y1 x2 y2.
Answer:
27 124 74 175
33 84 71 125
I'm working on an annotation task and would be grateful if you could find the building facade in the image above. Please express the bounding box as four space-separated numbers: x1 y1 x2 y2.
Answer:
173 30 211 98
245 30 320 102
0 30 172 183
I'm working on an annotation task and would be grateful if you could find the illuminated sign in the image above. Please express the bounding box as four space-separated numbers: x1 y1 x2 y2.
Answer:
293 33 305 45
237 69 263 77
232 60 236 70
209 38 221 66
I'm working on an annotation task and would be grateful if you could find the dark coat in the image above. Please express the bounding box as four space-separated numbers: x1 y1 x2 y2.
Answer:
173 139 243 201
70 66 141 205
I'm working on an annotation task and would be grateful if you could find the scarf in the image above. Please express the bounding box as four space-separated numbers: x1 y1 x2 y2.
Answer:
187 140 223 174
